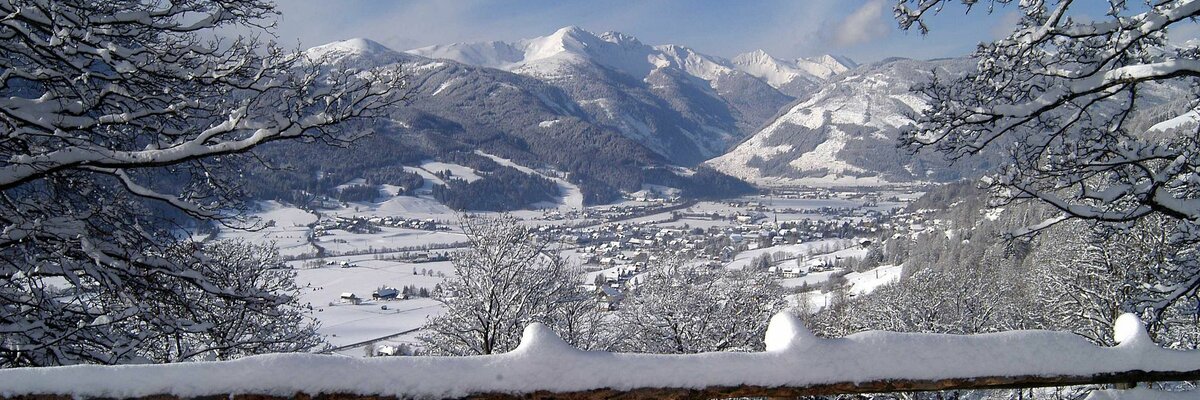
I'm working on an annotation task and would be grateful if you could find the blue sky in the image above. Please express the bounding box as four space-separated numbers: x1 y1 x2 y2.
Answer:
269 1 1130 63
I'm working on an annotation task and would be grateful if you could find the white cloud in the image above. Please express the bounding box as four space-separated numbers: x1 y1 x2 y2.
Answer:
832 0 890 47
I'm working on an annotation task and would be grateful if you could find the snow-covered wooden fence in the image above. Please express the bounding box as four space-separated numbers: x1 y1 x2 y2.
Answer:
1 313 1197 400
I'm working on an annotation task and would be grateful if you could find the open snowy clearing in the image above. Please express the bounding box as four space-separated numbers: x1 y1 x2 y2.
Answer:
418 161 483 183
844 264 902 294
294 260 453 347
215 201 318 257
788 264 902 313
401 166 446 192
321 195 458 222
316 227 466 254
724 238 857 270
779 270 844 288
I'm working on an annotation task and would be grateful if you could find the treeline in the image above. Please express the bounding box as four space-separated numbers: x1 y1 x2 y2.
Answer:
641 166 758 199
231 119 756 210
805 180 1200 351
337 185 383 203
237 131 431 204
432 166 560 211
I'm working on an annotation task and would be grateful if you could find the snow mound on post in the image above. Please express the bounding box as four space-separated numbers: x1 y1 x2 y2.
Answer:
511 322 580 357
1113 313 1155 349
764 311 816 352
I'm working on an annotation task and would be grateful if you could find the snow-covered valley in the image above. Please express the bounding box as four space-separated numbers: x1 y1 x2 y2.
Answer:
219 186 917 357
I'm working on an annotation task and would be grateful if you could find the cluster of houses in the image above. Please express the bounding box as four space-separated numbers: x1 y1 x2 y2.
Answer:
338 285 409 306
313 216 449 237
536 201 688 223
551 212 887 271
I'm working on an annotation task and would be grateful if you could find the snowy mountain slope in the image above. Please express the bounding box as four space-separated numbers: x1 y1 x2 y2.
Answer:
731 50 856 97
410 27 822 165
305 38 419 66
708 58 992 187
249 37 759 208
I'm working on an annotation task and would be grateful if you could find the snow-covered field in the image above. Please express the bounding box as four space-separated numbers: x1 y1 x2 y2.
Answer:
215 201 318 257
419 161 482 182
360 196 456 220
724 239 857 270
787 264 903 313
316 227 465 254
294 260 454 348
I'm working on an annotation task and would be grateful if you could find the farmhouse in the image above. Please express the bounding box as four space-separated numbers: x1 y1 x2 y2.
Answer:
372 287 399 300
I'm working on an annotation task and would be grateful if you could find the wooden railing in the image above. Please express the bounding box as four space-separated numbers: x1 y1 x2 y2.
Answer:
1 313 1196 400
2 371 1196 400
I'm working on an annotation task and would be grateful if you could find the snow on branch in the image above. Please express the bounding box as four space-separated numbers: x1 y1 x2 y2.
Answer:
0 0 409 367
0 313 1197 399
892 0 1200 317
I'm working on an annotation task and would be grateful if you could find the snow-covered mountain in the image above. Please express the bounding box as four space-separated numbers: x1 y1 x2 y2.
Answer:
285 33 990 203
731 50 856 97
708 58 992 187
305 38 418 66
251 36 764 205
411 26 731 81
409 26 844 165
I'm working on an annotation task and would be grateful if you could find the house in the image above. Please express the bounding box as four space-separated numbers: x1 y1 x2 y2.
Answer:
780 266 804 278
374 343 412 357
372 287 399 300
596 285 624 311
340 292 361 305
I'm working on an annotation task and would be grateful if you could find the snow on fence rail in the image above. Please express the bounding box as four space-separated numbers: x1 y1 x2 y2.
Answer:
1 313 1197 400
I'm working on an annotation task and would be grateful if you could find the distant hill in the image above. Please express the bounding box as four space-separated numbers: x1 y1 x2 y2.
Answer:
707 58 995 187
238 32 999 210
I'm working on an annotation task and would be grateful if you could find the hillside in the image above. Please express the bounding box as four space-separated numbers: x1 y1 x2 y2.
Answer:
707 58 994 187
410 26 849 165
241 38 755 208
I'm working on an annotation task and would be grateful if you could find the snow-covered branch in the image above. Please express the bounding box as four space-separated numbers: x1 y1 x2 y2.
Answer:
893 0 1200 311
0 0 406 367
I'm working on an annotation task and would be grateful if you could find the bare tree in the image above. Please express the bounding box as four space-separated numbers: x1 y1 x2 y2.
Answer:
894 0 1200 310
1030 217 1200 347
141 240 326 362
419 215 596 355
0 0 405 366
614 258 786 354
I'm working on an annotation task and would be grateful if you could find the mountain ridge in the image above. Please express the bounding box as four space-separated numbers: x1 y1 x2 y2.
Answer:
707 57 993 187
407 26 839 166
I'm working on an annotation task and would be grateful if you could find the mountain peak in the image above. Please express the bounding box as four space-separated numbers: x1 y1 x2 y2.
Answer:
305 38 410 67
312 38 396 55
803 54 857 72
550 25 592 40
745 49 774 59
733 49 783 67
598 31 642 46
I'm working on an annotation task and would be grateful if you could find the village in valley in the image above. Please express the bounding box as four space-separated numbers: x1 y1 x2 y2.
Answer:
218 175 931 357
